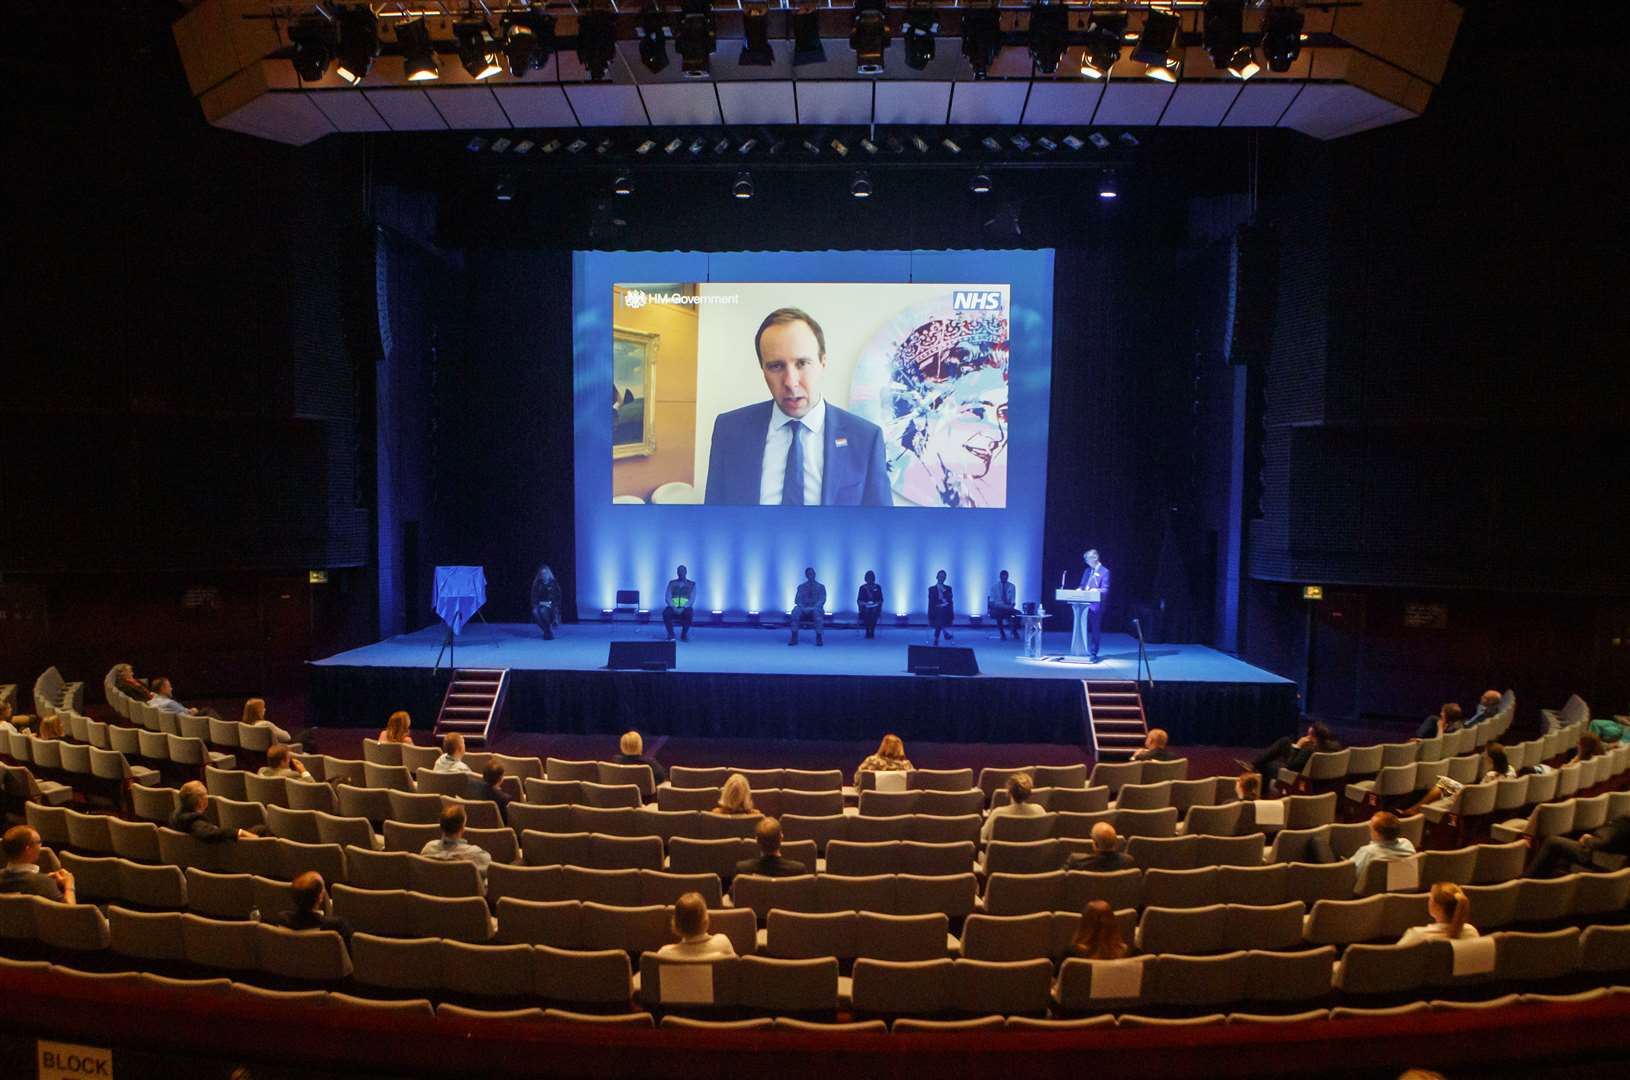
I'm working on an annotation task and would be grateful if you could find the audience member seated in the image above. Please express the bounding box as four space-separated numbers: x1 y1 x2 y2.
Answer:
419 805 491 886
1235 772 1264 801
112 663 154 703
0 826 76 903
258 743 310 781
655 892 735 961
1404 743 1513 815
242 696 293 744
170 781 262 841
734 817 807 881
1342 812 1417 885
1245 718 1343 780
981 772 1045 843
1464 689 1503 727
1130 728 1174 762
1526 813 1630 878
1065 822 1136 872
1414 702 1464 741
378 710 415 745
0 701 22 734
478 763 511 824
1070 899 1129 960
37 714 65 740
854 733 914 788
1397 882 1476 945
433 732 473 774
271 871 352 942
612 730 667 786
711 773 760 817
148 677 218 719
1564 731 1604 766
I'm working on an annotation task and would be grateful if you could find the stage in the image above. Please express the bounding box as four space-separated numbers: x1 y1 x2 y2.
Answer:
309 623 1296 748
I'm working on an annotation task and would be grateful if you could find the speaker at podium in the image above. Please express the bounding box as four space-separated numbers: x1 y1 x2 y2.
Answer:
907 645 980 677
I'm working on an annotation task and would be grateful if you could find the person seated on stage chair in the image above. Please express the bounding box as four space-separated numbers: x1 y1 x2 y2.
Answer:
1414 701 1464 741
927 569 955 645
1130 728 1174 762
1065 822 1137 873
530 563 561 641
169 781 263 841
419 804 492 887
1403 743 1514 816
271 871 352 943
1464 689 1503 727
242 697 293 744
433 732 474 774
112 663 154 703
378 710 415 746
1397 882 1477 945
854 733 913 789
656 892 736 961
613 730 667 786
988 570 1019 640
1526 812 1630 878
1070 899 1130 960
789 567 826 647
711 773 760 817
478 762 512 825
981 772 1045 843
734 817 807 882
0 826 76 903
857 570 885 639
663 565 696 642
1244 718 1343 781
257 743 310 781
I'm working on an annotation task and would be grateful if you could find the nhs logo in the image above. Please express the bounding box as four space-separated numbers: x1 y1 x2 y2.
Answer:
952 290 1004 312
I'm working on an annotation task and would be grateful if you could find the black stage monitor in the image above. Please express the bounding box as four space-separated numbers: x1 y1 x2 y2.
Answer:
607 640 676 671
908 645 979 676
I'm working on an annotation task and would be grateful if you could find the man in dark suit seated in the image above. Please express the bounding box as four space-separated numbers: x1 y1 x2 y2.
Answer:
987 570 1020 640
0 826 76 902
169 781 261 841
927 570 955 645
1527 814 1630 878
271 871 352 943
1065 822 1137 872
857 570 885 639
704 308 891 506
789 568 827 646
733 817 807 884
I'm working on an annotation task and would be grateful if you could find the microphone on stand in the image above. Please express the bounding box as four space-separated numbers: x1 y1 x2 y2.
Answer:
1060 569 1067 588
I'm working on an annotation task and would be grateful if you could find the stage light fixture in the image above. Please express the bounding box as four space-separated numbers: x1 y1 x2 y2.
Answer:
502 11 555 78
850 171 873 199
688 136 706 154
393 17 439 82
970 173 993 194
850 0 890 76
635 139 656 155
334 5 379 85
792 5 826 65
981 135 1002 153
491 137 512 152
1087 131 1110 149
1062 133 1085 150
1226 45 1260 80
1010 133 1031 151
1133 8 1180 80
1262 5 1304 72
940 136 962 154
713 137 730 154
663 137 683 154
613 174 634 197
466 136 486 152
859 138 878 155
1118 131 1139 146
902 0 938 71
288 15 337 82
514 139 535 154
1079 13 1125 78
733 170 754 199
1027 2 1068 76
454 17 502 80
575 4 617 81
910 135 929 153
830 138 850 157
596 137 614 154
1202 0 1244 70
638 2 669 74
674 0 716 78
960 2 1002 80
740 1 774 66
1097 169 1119 200
566 137 588 153
738 137 758 154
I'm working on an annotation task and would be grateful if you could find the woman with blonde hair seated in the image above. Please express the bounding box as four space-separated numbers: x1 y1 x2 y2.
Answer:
854 733 913 788
1070 899 1129 960
711 773 759 816
612 729 667 785
1398 882 1477 944
378 710 414 745
241 698 293 744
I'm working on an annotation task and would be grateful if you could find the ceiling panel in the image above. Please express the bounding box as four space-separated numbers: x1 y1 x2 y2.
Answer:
308 90 389 133
563 84 650 126
490 84 579 128
947 81 1030 125
1094 81 1175 126
362 89 447 131
1159 82 1243 127
1221 81 1302 127
640 82 724 126
795 81 874 125
424 88 511 130
213 90 335 146
1279 83 1399 139
1019 81 1103 125
717 81 798 125
874 81 949 125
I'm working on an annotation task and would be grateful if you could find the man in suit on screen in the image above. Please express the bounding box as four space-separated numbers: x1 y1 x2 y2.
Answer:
704 308 892 506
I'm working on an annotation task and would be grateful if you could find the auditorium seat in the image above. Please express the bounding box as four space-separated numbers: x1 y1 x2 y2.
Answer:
363 763 415 793
183 868 255 918
107 818 161 863
1148 951 1251 1008
656 786 718 812
361 739 403 766
1141 867 1218 909
243 772 290 808
547 758 602 783
266 805 322 843
181 912 258 969
255 923 353 981
24 802 70 848
637 953 741 1011
107 905 186 962
851 957 955 1016
1114 781 1172 811
204 766 248 801
286 780 338 813
1052 956 1155 1013
534 944 635 1005
1086 761 1143 797
1333 939 1451 997
410 855 485 898
315 812 379 851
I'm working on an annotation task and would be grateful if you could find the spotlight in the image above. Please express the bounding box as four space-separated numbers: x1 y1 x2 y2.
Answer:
960 2 1002 80
1027 2 1068 76
740 0 774 66
1133 8 1180 80
287 15 337 82
502 11 555 78
613 174 634 197
850 171 873 199
395 17 438 82
732 170 754 199
454 17 501 80
792 5 825 65
1202 0 1244 71
1226 45 1259 80
1087 131 1109 149
675 0 716 78
850 0 890 76
334 5 379 85
902 0 938 71
1097 169 1118 200
576 4 617 81
1079 13 1124 78
638 2 669 74
970 173 993 195
1262 5 1305 73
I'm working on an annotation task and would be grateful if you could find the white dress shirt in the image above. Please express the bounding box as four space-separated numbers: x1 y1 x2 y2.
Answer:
758 398 826 506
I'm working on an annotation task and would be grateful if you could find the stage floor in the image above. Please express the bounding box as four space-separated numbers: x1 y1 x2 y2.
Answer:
314 623 1291 687
309 623 1295 748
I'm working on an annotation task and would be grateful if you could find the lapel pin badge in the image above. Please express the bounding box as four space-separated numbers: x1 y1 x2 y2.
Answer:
834 436 848 448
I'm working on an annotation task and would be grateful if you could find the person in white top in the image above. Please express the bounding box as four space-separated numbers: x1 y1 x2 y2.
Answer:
418 804 491 887
981 772 1047 843
433 732 474 774
1398 882 1478 945
654 892 736 961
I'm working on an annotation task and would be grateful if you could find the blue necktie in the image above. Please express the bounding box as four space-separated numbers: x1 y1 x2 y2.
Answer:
782 419 804 506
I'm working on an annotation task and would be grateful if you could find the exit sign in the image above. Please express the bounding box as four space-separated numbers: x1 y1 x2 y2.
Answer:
1302 585 1324 600
308 570 329 585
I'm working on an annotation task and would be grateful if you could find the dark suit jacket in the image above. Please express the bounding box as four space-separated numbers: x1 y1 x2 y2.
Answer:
927 583 954 626
272 909 353 941
734 855 808 879
1079 564 1111 609
704 401 891 506
1065 850 1137 873
857 583 884 610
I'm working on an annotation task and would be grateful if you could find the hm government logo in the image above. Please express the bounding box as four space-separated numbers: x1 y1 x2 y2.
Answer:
622 288 649 309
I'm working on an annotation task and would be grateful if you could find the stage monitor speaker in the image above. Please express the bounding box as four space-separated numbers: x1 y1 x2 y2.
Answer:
908 645 979 676
607 640 676 671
